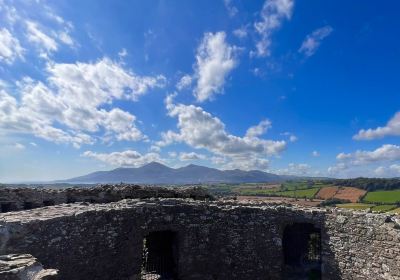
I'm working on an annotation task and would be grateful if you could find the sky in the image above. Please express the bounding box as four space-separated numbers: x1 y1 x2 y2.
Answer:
0 0 400 182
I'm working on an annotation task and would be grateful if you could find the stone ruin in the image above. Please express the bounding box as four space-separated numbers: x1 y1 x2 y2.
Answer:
0 184 399 280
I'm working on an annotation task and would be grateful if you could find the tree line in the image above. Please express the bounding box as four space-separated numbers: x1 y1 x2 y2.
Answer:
323 177 400 191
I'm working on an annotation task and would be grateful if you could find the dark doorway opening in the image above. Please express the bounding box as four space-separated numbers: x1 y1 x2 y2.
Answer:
43 200 55 206
1 202 14 212
23 201 35 210
283 223 321 280
141 231 178 280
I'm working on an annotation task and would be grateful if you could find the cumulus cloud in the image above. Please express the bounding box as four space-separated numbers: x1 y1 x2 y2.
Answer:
253 0 294 57
179 152 206 161
158 94 286 170
194 32 238 102
336 144 400 165
299 25 333 57
353 112 400 140
329 144 400 177
374 164 400 177
223 156 270 170
0 58 165 147
82 150 161 167
0 28 24 64
327 162 348 176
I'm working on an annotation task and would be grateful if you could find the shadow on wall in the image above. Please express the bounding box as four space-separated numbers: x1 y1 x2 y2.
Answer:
280 216 342 280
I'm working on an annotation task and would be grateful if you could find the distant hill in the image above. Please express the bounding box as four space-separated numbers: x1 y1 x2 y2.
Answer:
61 162 294 184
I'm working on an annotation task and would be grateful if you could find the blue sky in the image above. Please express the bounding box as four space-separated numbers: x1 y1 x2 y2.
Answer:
0 0 400 182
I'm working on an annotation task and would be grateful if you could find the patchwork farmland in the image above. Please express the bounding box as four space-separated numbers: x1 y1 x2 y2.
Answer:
209 179 400 213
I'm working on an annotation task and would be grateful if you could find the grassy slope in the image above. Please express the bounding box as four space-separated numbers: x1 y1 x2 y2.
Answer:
336 203 374 210
371 204 397 212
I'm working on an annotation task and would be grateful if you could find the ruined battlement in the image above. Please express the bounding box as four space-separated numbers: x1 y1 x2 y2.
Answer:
0 196 399 280
0 184 212 213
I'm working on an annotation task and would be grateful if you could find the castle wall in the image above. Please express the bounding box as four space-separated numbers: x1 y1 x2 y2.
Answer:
0 199 399 280
0 185 211 212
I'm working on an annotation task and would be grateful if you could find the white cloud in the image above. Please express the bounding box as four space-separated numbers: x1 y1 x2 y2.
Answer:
253 0 294 57
329 144 400 177
299 25 333 57
82 150 161 167
179 152 206 161
26 20 58 53
224 0 238 17
374 164 400 177
223 156 270 170
0 28 24 64
312 150 320 157
211 156 226 165
176 74 192 91
245 119 271 138
194 32 238 102
168 151 177 158
0 58 165 147
29 142 37 147
353 112 400 140
158 94 286 170
275 163 312 176
57 31 74 47
233 26 248 39
336 144 400 165
327 162 348 175
389 164 400 174
149 145 161 152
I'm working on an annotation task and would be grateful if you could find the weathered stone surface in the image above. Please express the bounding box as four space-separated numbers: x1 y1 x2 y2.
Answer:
0 185 212 213
0 198 398 280
0 254 58 280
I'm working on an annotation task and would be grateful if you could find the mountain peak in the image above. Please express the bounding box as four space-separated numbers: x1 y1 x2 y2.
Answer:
142 161 168 168
63 162 292 184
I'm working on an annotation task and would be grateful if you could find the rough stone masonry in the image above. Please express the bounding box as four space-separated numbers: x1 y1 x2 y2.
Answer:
0 186 399 280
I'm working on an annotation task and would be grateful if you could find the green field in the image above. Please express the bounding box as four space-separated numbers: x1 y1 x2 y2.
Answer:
363 190 400 204
236 188 280 196
280 181 331 191
275 188 320 199
371 204 397 213
237 187 320 199
336 203 374 210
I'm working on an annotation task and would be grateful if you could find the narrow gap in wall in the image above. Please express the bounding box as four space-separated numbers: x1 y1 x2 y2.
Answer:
23 201 34 210
1 202 13 212
283 223 321 280
43 200 55 206
141 231 178 280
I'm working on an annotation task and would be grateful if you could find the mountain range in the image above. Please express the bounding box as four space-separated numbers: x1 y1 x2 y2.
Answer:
61 162 294 184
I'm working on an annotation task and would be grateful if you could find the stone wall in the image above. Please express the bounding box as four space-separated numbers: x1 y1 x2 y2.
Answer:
0 185 212 212
0 254 58 280
0 198 399 280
